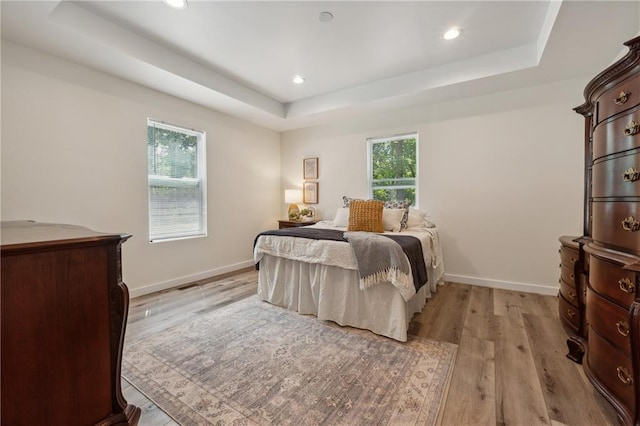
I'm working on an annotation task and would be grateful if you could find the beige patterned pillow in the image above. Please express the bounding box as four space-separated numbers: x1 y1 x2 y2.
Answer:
343 195 362 207
348 200 385 233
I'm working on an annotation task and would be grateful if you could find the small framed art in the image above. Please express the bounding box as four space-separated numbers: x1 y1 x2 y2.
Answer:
303 181 318 204
303 157 318 180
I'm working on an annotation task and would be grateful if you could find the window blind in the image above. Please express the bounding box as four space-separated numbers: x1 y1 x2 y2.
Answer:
147 120 207 242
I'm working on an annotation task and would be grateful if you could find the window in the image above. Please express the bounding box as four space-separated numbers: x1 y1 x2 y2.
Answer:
367 133 418 205
147 119 206 242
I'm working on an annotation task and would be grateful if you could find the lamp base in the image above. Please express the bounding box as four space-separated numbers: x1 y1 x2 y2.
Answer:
288 203 300 220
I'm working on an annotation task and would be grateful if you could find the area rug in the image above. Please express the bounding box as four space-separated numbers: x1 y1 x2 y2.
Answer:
122 296 457 425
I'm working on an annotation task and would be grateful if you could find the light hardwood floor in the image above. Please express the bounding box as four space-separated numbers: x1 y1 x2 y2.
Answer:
122 270 619 426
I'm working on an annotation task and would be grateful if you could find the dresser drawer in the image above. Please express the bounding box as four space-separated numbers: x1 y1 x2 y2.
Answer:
559 278 579 308
593 107 640 160
592 151 640 198
589 255 637 309
592 201 640 255
587 327 635 418
586 288 631 353
559 293 580 330
560 264 576 287
559 245 579 268
597 73 640 124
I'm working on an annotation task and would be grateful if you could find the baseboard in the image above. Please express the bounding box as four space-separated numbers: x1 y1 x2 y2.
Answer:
130 267 559 298
443 273 559 296
129 260 255 298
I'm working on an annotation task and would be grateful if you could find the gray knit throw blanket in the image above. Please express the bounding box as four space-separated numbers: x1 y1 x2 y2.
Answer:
344 231 414 301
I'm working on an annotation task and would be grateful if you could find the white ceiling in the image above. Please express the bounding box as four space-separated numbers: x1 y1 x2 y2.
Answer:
2 1 639 131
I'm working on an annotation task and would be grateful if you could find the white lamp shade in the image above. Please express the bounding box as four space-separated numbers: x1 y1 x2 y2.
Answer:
284 189 303 204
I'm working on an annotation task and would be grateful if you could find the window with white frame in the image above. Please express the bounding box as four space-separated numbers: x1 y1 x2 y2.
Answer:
147 119 207 242
367 133 418 205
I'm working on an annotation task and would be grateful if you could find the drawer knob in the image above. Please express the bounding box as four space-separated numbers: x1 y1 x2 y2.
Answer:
621 216 640 232
623 121 640 136
614 91 631 105
622 167 640 183
617 320 630 337
568 291 576 300
617 366 634 385
567 309 576 318
619 278 635 294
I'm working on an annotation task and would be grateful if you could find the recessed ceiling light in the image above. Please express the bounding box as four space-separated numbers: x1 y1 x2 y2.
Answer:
319 11 334 23
443 28 462 40
293 75 306 84
163 0 187 10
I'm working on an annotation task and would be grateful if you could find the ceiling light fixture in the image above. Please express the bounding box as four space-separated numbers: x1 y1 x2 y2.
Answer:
163 0 187 10
292 75 306 85
319 11 334 23
443 28 462 40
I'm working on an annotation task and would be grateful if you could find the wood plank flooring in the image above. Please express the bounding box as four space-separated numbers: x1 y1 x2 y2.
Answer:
122 270 619 426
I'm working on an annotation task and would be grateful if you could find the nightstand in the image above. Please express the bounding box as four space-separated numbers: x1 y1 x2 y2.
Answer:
278 220 319 229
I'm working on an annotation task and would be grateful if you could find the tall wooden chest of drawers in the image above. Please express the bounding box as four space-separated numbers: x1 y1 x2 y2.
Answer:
568 36 640 425
1 221 140 426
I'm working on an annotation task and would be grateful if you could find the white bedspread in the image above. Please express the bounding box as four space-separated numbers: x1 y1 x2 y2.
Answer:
253 221 445 341
254 221 445 290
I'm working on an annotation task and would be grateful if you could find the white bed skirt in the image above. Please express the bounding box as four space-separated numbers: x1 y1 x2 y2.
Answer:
257 254 438 342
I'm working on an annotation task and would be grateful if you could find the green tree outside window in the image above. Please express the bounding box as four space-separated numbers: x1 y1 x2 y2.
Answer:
369 134 417 206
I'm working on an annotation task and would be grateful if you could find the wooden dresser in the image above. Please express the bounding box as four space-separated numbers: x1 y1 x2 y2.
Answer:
1 221 140 426
558 235 588 361
567 36 640 425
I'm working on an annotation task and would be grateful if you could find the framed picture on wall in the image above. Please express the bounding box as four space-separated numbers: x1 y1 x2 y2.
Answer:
303 181 318 204
303 158 318 180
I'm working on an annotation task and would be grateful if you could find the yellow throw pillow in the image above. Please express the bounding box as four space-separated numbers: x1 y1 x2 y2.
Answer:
348 200 384 233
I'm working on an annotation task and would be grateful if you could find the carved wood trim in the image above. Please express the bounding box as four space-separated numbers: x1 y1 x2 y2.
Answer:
574 35 640 116
629 302 640 425
106 235 139 424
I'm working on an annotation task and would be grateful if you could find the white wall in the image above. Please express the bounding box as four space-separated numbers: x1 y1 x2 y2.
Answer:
281 78 588 294
1 41 281 296
0 40 594 296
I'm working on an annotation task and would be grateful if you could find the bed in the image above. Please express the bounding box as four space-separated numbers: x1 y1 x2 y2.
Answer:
253 207 444 342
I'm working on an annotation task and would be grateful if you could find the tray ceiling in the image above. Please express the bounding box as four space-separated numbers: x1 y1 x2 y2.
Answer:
2 1 638 131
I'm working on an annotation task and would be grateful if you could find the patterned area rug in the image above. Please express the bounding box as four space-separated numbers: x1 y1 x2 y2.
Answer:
122 296 457 425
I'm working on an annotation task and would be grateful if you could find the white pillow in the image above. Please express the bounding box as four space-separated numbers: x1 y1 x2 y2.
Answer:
333 207 350 227
407 208 436 229
407 208 426 229
382 208 405 232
